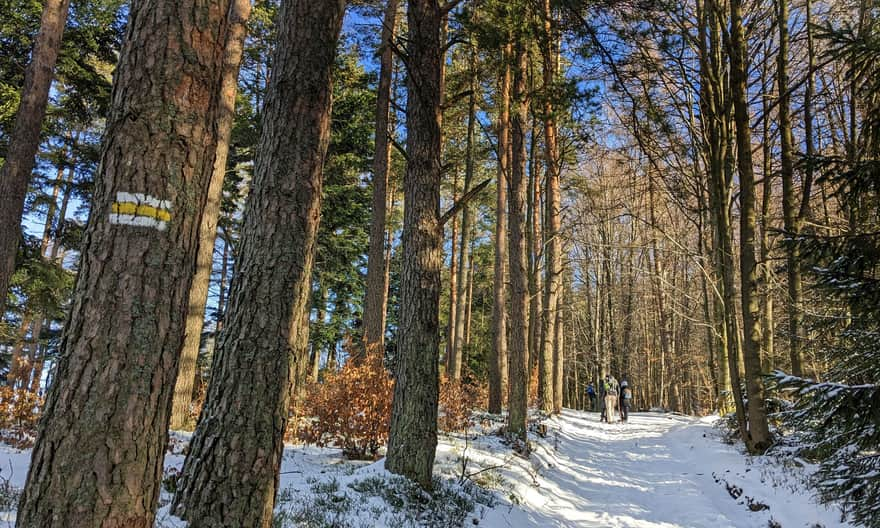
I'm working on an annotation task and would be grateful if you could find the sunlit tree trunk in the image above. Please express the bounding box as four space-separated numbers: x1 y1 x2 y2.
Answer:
450 53 478 380
16 0 247 525
489 44 511 413
776 0 805 377
507 40 530 440
730 0 772 453
540 0 562 415
0 0 71 315
172 1 345 525
169 0 250 431
385 0 443 490
362 0 399 362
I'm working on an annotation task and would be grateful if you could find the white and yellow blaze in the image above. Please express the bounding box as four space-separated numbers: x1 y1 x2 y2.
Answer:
109 192 172 231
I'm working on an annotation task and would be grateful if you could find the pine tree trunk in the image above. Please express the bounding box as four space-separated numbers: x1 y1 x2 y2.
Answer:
361 0 399 362
540 0 562 416
507 41 530 440
16 0 247 525
445 177 459 373
730 0 772 453
553 284 564 413
169 0 249 432
171 1 345 526
385 0 443 491
776 0 804 377
0 0 71 316
449 59 477 381
528 121 542 375
489 45 511 414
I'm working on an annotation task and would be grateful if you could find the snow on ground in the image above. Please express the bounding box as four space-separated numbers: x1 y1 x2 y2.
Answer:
0 410 855 527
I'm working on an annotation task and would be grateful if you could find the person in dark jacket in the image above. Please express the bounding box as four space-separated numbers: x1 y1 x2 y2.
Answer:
619 379 633 422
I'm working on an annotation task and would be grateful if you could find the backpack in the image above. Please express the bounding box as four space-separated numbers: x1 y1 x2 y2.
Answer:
605 379 618 395
623 387 632 400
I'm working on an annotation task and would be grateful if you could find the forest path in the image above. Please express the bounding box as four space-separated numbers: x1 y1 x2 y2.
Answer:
482 409 849 528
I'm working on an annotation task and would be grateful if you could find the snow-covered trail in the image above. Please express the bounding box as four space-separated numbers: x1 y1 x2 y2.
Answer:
0 409 852 527
480 410 849 528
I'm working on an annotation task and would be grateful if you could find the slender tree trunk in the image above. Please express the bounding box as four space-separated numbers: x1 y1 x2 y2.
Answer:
169 1 249 431
489 45 511 413
553 281 564 413
730 0 772 453
528 119 543 376
216 235 229 331
385 0 443 491
776 0 805 377
698 0 740 420
760 43 775 373
507 40 530 440
445 174 459 373
0 0 71 315
450 54 478 381
540 0 562 415
172 2 345 525
16 0 248 525
362 0 399 362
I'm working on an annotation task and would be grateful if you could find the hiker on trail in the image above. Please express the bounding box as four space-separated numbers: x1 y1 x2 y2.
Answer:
619 379 632 422
603 374 620 423
586 383 597 411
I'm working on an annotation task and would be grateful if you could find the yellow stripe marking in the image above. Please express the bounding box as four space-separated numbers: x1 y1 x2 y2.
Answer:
111 202 172 222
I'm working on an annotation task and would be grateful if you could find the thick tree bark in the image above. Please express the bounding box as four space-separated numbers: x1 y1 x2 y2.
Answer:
776 0 805 377
385 0 442 490
171 1 345 526
507 41 530 440
489 46 511 414
361 0 399 362
0 0 71 316
730 0 772 453
15 0 247 525
169 0 250 431
540 0 563 416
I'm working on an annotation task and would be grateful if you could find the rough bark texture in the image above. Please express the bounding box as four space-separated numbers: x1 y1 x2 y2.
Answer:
540 0 562 415
776 0 805 377
15 0 244 525
361 0 399 362
729 0 772 453
385 0 442 491
169 0 250 431
489 47 511 414
171 1 345 526
0 0 71 316
507 42 530 440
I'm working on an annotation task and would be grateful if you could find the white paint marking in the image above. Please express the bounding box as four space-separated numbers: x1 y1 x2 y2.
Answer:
109 213 168 231
116 191 172 211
